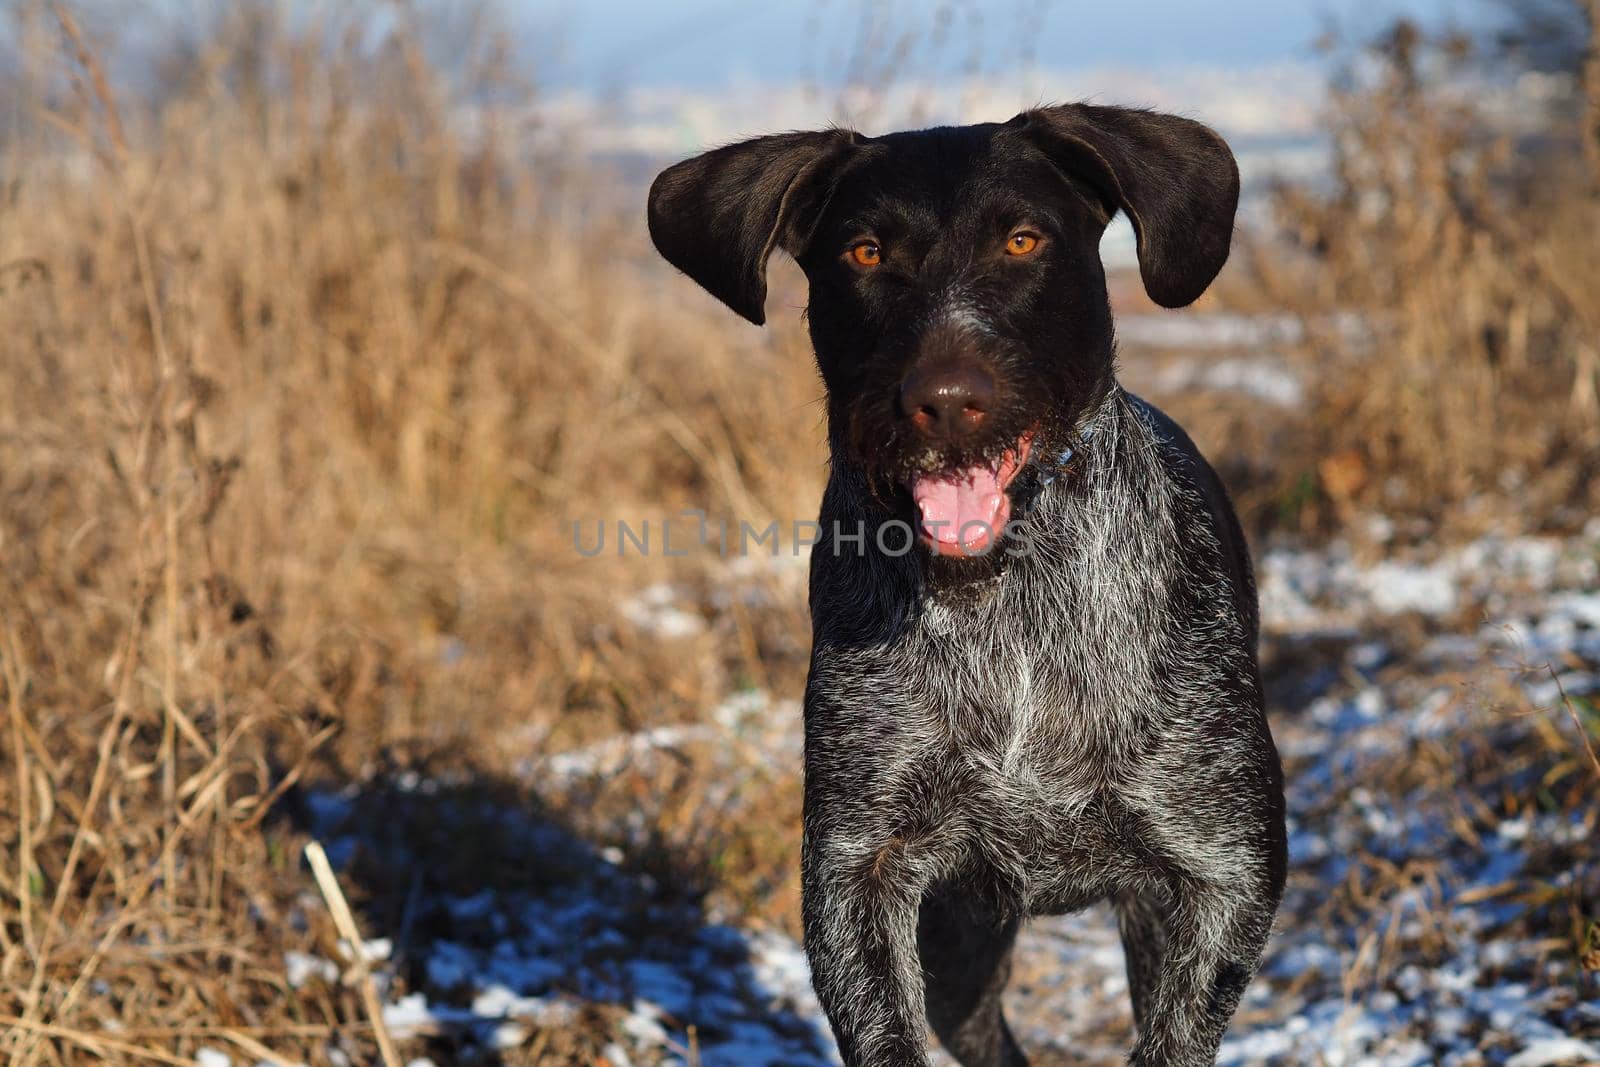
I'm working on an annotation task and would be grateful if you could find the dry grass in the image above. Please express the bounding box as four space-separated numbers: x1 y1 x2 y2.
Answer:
0 3 821 1061
1247 12 1600 537
0 1 1597 1063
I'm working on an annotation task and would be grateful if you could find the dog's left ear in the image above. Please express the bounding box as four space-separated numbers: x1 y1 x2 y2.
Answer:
647 129 861 325
1012 104 1239 309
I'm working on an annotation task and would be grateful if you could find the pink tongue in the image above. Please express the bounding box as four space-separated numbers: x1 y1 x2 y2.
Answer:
910 465 1006 553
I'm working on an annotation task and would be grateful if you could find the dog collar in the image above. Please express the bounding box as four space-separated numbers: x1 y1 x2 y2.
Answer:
1037 428 1088 487
1037 450 1074 486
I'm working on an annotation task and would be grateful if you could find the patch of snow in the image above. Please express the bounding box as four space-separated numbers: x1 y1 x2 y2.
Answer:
336 936 391 963
1259 528 1600 631
1549 591 1600 630
283 951 339 989
1505 1037 1600 1067
382 993 451 1037
1360 559 1459 616
540 724 716 782
1119 312 1306 350
1143 352 1305 405
620 583 707 639
304 795 836 1065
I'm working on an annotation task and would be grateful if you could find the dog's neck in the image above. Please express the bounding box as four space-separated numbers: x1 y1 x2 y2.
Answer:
923 385 1157 593
1031 383 1124 486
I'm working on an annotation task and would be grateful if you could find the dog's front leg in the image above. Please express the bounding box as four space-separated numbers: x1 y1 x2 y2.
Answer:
1126 873 1277 1067
801 824 932 1067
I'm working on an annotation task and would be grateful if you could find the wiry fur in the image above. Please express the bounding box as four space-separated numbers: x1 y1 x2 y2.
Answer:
803 390 1285 1066
647 102 1288 1066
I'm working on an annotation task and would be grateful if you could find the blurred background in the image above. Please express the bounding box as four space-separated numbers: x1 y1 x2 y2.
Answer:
1 1 1598 1064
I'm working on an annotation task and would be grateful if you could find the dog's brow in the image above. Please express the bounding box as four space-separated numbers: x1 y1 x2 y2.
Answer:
978 183 1067 226
867 195 942 230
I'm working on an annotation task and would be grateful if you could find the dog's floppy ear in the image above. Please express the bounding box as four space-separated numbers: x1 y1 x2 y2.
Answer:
647 129 861 325
1013 104 1239 309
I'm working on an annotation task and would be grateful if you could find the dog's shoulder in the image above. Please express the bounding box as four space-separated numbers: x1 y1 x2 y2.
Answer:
1123 391 1259 647
1122 391 1215 490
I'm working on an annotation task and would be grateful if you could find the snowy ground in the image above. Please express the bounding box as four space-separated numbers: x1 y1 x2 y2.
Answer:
278 524 1600 1067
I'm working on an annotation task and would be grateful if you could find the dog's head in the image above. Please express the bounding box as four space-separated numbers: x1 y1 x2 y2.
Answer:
647 105 1238 557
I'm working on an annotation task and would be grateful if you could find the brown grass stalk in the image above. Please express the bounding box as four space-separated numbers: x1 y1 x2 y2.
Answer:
303 841 402 1067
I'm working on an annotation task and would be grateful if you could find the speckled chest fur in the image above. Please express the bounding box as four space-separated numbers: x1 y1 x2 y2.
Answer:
805 392 1262 915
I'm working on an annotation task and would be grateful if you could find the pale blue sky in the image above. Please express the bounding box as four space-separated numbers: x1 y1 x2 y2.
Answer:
517 0 1492 92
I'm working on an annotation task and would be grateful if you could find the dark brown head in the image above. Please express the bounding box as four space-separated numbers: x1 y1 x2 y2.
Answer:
647 104 1238 556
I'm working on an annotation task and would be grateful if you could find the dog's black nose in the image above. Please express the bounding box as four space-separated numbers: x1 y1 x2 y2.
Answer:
899 365 995 440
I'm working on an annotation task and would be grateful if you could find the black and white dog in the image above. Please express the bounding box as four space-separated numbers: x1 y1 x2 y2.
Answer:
648 104 1286 1067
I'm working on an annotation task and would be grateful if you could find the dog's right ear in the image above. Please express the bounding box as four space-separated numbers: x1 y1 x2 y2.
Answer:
647 129 861 326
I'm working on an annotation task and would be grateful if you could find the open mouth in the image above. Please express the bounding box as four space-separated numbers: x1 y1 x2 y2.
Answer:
905 432 1034 557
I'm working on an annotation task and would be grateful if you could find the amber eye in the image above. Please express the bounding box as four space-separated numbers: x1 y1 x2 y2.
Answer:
848 241 882 268
1005 232 1040 256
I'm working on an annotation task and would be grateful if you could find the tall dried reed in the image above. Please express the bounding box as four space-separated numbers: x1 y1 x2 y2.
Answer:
0 3 822 1060
1254 9 1600 534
